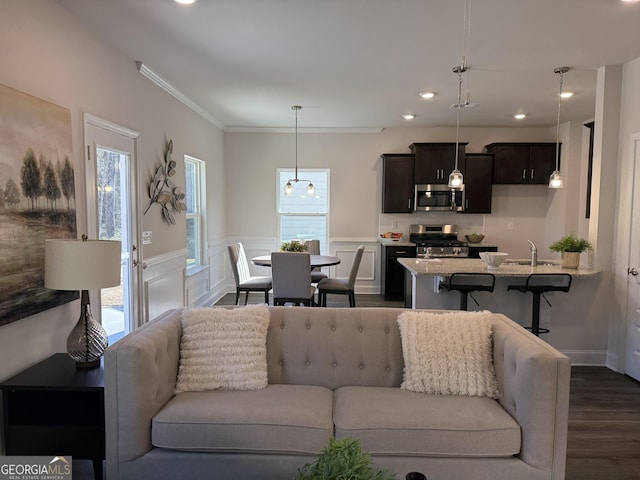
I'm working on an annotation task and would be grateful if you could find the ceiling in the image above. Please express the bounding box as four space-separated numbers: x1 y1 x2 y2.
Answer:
55 0 640 131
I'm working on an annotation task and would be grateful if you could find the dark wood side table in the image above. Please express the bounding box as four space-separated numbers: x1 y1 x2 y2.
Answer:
1 353 105 480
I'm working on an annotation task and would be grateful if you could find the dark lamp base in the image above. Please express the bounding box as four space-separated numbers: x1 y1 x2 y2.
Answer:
75 359 101 369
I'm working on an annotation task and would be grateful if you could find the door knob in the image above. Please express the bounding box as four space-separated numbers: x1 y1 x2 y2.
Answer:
628 267 639 276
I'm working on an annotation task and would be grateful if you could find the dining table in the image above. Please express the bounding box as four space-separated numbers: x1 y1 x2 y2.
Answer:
251 254 341 268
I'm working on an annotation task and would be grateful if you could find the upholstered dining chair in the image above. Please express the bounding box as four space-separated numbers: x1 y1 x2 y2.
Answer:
227 243 272 305
271 252 316 306
317 245 365 307
302 239 328 283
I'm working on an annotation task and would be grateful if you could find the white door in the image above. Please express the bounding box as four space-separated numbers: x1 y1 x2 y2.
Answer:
84 114 142 341
625 132 640 381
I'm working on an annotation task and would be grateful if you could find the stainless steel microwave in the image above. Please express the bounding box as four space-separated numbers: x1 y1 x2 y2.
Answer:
414 184 465 212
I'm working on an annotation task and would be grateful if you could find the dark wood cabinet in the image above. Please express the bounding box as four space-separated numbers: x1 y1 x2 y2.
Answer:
381 244 416 300
463 153 493 213
381 153 414 213
410 142 467 184
1 354 105 480
485 142 559 184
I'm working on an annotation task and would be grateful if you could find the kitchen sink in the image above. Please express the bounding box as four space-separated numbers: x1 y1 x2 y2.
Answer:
503 259 560 266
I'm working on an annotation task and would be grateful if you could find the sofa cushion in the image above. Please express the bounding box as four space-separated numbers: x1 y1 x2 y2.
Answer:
334 386 521 457
175 305 270 393
152 384 333 454
397 310 499 398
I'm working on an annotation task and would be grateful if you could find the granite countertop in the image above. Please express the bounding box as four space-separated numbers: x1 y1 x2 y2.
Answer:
397 257 601 278
377 238 415 247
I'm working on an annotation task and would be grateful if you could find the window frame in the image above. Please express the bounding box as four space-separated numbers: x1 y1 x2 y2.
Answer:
184 155 206 272
276 168 330 253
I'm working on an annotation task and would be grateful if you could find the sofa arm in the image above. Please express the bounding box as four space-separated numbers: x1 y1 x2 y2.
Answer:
104 309 182 477
492 315 571 480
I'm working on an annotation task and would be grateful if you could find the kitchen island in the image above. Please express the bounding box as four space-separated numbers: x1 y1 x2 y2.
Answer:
399 257 602 354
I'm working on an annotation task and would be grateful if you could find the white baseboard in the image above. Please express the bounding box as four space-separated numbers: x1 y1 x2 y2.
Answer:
561 349 608 366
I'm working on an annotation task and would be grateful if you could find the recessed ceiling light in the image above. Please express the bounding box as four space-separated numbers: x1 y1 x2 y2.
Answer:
560 91 574 99
514 113 527 120
402 114 416 120
621 0 639 3
174 0 196 4
419 92 436 99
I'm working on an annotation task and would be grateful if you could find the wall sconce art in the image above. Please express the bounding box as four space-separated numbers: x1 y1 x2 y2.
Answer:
144 139 186 224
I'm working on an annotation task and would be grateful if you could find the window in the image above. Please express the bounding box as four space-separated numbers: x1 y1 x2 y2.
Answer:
277 169 329 252
185 156 206 270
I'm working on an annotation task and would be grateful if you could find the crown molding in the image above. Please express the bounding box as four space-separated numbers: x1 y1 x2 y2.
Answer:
224 126 384 134
136 61 225 129
136 62 384 134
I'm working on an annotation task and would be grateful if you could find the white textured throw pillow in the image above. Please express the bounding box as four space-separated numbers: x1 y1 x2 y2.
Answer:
397 311 499 398
175 305 270 394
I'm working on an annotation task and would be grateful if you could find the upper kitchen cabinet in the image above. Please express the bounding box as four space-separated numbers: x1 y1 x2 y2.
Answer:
463 153 493 214
484 142 559 185
381 153 414 213
410 143 468 184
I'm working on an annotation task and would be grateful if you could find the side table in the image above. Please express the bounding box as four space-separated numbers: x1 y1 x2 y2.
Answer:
1 353 105 480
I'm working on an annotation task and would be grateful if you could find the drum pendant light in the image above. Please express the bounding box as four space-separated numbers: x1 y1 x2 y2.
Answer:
549 67 570 189
284 105 315 196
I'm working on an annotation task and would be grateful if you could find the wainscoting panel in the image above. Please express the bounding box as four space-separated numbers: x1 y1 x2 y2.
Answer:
185 266 210 307
328 238 380 294
143 249 187 322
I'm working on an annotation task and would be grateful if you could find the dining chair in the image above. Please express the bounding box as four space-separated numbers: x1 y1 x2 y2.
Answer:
227 243 272 305
271 252 316 306
303 239 328 283
317 245 365 307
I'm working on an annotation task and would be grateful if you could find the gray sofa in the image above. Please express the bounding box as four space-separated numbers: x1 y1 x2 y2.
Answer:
105 307 570 480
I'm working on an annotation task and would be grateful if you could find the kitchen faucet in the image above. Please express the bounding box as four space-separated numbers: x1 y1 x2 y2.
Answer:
528 240 538 267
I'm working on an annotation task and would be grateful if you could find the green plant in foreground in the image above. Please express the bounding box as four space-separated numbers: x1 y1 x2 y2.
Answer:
549 233 592 253
295 437 396 480
280 240 308 252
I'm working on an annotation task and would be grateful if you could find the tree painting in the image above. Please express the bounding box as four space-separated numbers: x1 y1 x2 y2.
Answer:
0 82 77 326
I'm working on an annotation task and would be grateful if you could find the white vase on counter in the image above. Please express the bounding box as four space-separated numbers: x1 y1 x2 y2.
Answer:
561 251 581 269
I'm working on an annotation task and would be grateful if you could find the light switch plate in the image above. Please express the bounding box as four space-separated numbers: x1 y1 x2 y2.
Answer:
142 231 152 245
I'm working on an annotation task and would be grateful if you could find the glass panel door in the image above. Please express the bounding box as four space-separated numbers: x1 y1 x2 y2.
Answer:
84 115 141 342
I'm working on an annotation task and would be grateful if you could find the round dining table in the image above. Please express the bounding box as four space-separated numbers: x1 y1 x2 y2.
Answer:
251 254 341 268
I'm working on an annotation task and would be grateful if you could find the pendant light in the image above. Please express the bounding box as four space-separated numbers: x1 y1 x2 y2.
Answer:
549 67 569 189
284 105 315 196
448 0 472 190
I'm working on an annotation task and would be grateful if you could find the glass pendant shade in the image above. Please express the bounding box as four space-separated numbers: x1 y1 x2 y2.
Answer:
448 168 464 188
307 182 315 196
549 170 564 189
284 181 293 196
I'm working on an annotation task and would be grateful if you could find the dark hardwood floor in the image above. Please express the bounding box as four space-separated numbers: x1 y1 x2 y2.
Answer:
75 295 640 479
566 366 640 480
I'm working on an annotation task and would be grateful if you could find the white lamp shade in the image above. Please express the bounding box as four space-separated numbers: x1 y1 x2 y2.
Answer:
45 239 122 290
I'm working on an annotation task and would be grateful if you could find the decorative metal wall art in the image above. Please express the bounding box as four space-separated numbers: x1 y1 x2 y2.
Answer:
144 139 186 224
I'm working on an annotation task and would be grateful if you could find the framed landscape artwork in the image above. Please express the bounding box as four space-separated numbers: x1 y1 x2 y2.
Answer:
0 83 78 326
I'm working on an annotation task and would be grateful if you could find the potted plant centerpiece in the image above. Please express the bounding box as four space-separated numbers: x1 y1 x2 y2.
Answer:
280 240 308 252
549 233 592 269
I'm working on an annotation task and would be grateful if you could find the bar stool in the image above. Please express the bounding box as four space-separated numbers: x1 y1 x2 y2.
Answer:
439 273 496 310
507 274 572 336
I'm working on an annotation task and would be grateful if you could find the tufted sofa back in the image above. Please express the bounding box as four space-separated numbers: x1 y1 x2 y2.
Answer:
266 307 406 389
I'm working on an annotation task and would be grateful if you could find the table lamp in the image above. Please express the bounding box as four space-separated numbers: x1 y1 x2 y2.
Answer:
45 235 121 368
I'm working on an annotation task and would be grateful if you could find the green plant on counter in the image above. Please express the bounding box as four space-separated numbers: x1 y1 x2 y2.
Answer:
549 233 592 253
280 240 308 252
295 437 396 480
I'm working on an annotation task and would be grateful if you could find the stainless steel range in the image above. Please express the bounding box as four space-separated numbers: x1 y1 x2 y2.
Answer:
410 224 469 258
